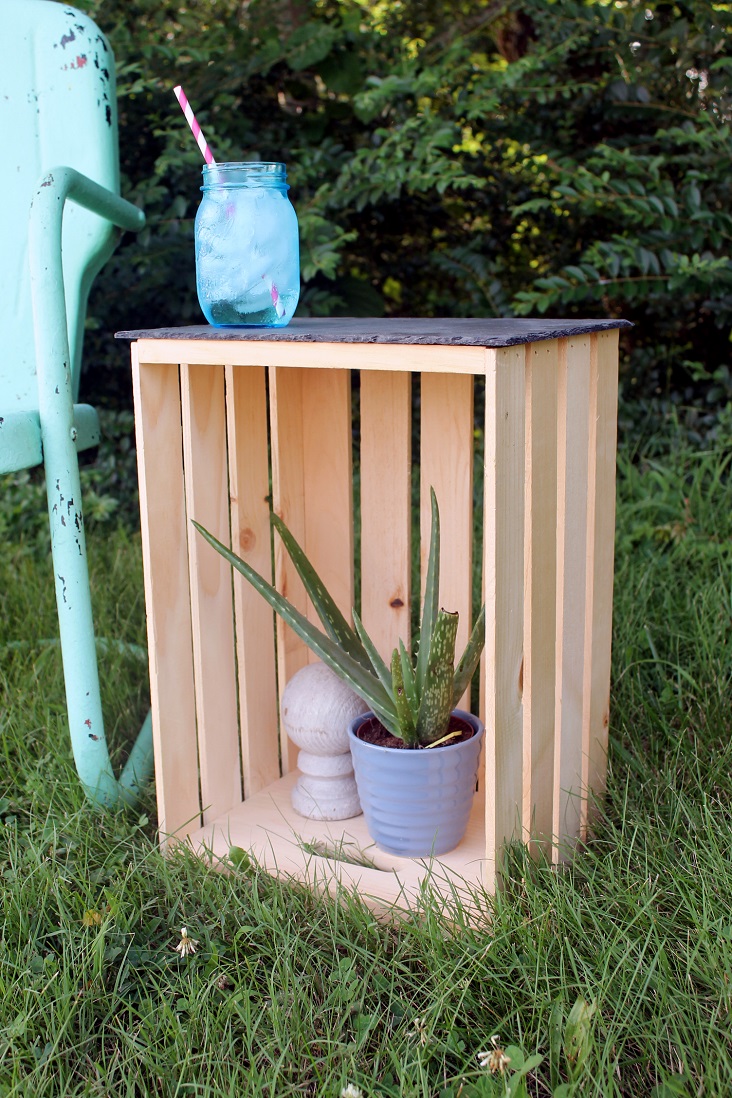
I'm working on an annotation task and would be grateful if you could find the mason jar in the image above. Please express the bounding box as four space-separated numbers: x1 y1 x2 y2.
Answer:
194 162 299 327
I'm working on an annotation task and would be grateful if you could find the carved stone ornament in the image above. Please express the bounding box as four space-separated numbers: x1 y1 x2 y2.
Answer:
281 661 368 820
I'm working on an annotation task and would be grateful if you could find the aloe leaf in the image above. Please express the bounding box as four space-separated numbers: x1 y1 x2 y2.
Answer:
415 487 441 696
452 604 486 705
398 638 418 720
271 513 370 670
416 609 459 744
193 522 394 720
352 609 395 702
391 649 418 746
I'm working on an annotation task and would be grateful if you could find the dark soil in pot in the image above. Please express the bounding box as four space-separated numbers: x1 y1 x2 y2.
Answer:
353 712 476 749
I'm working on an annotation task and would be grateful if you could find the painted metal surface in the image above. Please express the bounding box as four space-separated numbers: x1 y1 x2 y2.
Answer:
1 1 149 807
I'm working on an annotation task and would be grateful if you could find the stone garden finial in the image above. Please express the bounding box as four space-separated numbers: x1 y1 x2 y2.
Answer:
281 661 368 821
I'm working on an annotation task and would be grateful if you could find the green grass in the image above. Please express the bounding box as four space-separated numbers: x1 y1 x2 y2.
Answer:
1 428 731 1097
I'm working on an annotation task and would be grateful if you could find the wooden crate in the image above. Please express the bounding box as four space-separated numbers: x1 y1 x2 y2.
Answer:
127 319 624 913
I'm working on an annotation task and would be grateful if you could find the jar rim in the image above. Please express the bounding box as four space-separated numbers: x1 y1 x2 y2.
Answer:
202 161 286 172
201 162 289 190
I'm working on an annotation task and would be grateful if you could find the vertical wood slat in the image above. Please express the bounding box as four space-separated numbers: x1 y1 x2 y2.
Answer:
269 366 354 773
420 373 474 708
181 363 241 824
553 337 592 857
360 371 412 659
522 340 558 851
269 365 308 764
225 365 280 798
582 330 620 835
132 353 200 841
484 346 525 886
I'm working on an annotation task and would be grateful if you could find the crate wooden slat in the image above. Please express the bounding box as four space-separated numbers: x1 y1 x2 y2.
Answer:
180 363 241 825
420 372 474 710
126 319 626 909
523 340 559 853
225 364 280 799
132 351 200 843
484 344 526 882
359 371 412 658
582 331 620 835
553 338 592 855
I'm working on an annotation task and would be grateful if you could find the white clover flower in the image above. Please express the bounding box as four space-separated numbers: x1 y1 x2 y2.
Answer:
477 1035 511 1074
340 1086 364 1098
412 1016 428 1046
174 927 199 958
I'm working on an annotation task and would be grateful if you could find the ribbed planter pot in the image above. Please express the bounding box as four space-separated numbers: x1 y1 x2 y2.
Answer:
347 709 485 857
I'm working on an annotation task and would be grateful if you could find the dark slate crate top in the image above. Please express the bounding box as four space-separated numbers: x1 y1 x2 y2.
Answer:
116 317 631 348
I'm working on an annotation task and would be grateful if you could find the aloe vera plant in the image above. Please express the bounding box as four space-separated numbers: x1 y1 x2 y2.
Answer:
192 488 485 747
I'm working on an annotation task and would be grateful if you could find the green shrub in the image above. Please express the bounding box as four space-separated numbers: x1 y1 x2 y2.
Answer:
67 0 730 416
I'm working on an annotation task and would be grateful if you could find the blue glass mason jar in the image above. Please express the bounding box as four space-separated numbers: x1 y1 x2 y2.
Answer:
194 162 299 327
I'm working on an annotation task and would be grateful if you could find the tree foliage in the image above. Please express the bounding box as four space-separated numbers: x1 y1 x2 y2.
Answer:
75 0 732 406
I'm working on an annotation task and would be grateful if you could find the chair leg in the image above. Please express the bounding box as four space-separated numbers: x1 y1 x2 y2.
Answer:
31 168 152 808
45 461 154 806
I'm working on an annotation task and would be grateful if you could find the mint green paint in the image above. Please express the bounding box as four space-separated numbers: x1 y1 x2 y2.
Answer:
1 1 150 807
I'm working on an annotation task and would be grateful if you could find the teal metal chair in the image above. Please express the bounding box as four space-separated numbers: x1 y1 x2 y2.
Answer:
0 0 153 806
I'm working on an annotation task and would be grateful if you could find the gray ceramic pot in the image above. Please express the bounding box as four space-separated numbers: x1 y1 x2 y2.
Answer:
347 709 485 856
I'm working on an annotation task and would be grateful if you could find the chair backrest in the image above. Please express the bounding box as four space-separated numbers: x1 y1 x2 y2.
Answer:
0 0 120 411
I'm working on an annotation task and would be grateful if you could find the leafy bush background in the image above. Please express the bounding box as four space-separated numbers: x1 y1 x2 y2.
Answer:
71 0 730 419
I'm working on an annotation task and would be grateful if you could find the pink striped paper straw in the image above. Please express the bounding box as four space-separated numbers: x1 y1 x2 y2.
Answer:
173 85 215 165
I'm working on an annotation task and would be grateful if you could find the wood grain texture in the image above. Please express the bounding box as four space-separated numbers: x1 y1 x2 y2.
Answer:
269 364 308 758
420 373 475 709
483 345 525 887
582 331 620 835
226 364 280 798
130 338 487 375
181 363 242 824
132 352 200 842
186 772 488 917
359 371 412 658
553 338 592 858
269 366 354 772
522 340 558 852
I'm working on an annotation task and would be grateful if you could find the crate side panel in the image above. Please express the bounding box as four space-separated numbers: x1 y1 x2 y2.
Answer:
181 363 242 824
359 371 412 658
132 354 201 841
226 364 280 798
